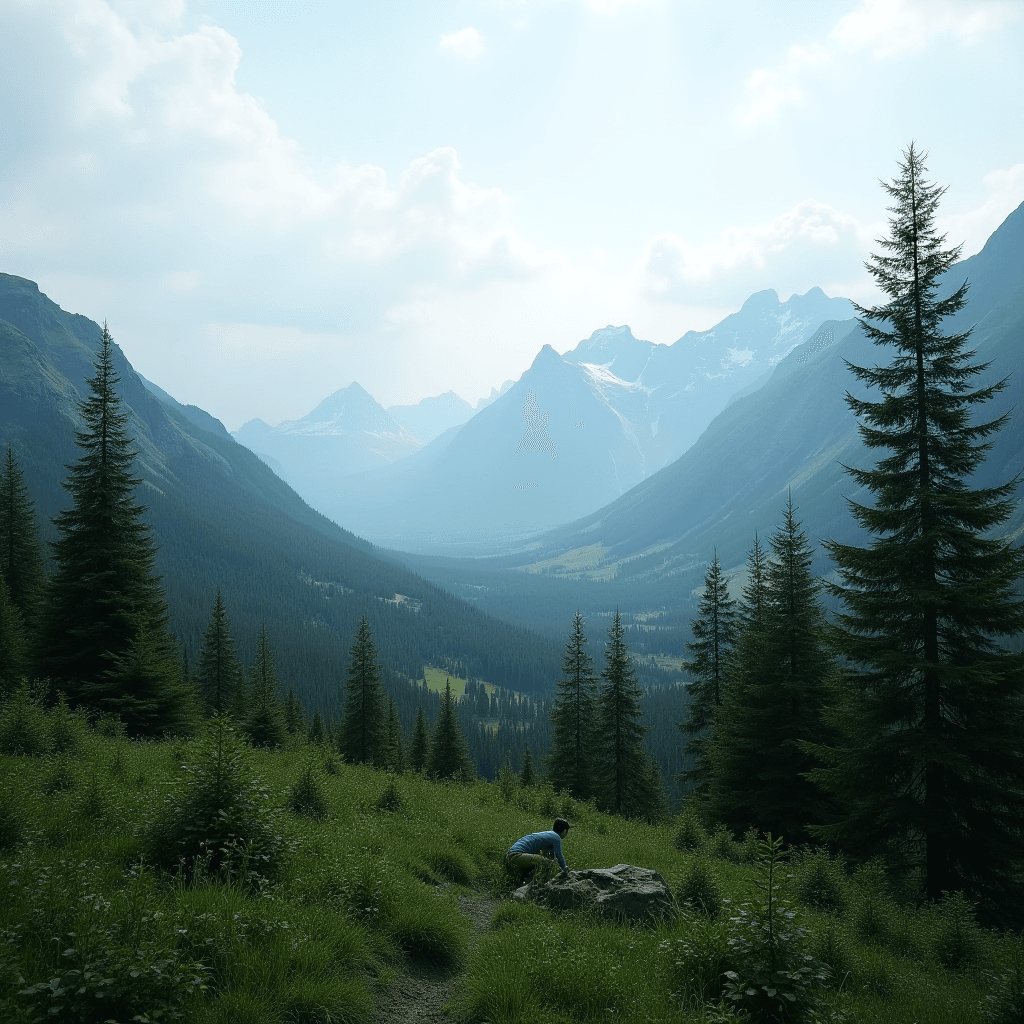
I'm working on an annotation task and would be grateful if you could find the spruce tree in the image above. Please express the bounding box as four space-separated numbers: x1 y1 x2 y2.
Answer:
339 615 387 766
709 500 832 844
0 574 28 691
307 710 325 745
0 445 45 636
520 745 535 787
385 696 405 772
808 145 1024 916
42 325 186 733
284 685 306 735
593 611 650 817
244 623 287 748
678 552 737 799
196 591 243 715
426 681 474 781
409 705 430 773
546 611 598 799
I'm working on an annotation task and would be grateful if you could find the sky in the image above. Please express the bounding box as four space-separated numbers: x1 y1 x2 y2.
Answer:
1 0 1023 431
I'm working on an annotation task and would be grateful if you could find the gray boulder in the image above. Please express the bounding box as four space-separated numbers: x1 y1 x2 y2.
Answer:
514 863 677 924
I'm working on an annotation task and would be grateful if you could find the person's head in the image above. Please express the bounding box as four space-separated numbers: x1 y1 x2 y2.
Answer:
553 817 570 839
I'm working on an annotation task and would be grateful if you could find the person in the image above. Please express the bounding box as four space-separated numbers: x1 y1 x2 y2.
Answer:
505 818 571 880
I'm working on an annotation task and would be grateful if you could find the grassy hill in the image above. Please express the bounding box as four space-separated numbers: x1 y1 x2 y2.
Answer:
1 699 1016 1023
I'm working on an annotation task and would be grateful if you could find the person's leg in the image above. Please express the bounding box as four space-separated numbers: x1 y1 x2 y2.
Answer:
506 852 549 879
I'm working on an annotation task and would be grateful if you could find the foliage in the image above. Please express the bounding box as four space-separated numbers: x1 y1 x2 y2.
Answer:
375 776 405 813
408 705 429 774
546 610 598 800
679 553 738 799
723 834 831 1023
384 696 405 772
145 714 291 882
931 891 984 972
0 680 50 756
339 615 387 766
426 681 474 781
981 935 1024 1024
674 808 707 852
811 144 1024 920
41 324 190 735
794 848 849 917
677 856 724 918
0 573 28 691
710 500 832 845
0 444 45 638
307 708 324 745
592 610 653 818
286 761 329 820
519 745 535 787
197 591 243 716
243 623 286 749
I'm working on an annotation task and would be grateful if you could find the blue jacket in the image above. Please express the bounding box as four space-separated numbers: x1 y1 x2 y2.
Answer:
508 830 567 870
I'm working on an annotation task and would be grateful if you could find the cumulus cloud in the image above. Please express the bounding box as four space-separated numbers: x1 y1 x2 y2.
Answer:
438 27 486 60
739 0 1022 124
637 199 873 306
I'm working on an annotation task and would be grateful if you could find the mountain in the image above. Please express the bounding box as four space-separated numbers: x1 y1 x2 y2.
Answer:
388 391 474 445
475 379 516 410
0 273 563 703
319 288 852 552
233 381 422 494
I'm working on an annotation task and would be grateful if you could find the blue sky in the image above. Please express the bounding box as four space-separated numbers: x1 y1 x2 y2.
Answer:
2 0 1023 429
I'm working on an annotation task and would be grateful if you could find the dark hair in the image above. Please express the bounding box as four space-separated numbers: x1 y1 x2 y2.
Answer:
553 818 570 835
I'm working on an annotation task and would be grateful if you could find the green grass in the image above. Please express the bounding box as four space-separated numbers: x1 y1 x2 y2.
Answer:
0 703 1017 1024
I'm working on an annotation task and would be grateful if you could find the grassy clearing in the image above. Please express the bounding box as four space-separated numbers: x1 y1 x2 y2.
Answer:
0 701 1018 1024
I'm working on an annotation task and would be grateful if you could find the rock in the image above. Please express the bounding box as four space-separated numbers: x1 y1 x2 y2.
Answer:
513 863 677 924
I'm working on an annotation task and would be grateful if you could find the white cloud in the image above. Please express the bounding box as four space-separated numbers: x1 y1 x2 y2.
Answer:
941 163 1024 257
739 0 1023 124
438 27 486 60
637 199 873 305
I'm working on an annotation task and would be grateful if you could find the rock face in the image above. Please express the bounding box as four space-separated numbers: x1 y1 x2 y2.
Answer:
514 864 677 924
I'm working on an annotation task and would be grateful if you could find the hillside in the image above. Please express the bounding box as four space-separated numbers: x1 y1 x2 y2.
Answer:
0 273 563 704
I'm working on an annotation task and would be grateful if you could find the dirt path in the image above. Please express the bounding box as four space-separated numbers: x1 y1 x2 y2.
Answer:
369 885 500 1024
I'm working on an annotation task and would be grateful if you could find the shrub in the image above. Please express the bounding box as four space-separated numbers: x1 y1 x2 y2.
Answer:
287 762 329 820
677 856 723 918
981 935 1024 1023
664 914 734 1005
421 847 474 886
811 915 854 991
722 834 830 1023
795 848 848 916
707 824 741 864
0 682 50 755
375 776 405 813
145 714 291 883
322 751 340 775
854 947 895 1000
849 861 895 945
387 895 470 967
741 826 760 864
673 809 706 852
42 753 77 795
47 693 87 755
932 891 984 972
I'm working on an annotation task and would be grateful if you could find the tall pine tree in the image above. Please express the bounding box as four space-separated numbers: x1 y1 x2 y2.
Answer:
808 145 1024 917
339 615 387 766
678 552 737 799
0 574 28 691
0 445 45 638
42 324 187 734
197 591 243 715
427 681 474 781
709 501 832 844
593 611 651 817
409 705 430 773
244 622 287 748
546 611 598 799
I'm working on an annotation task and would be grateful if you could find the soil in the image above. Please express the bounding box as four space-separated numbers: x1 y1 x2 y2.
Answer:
369 883 501 1024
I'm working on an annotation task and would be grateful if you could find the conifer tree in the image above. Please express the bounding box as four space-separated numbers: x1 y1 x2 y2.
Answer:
427 681 474 781
546 611 598 799
244 623 287 748
808 145 1024 916
409 705 430 773
0 445 45 636
42 325 186 733
339 615 387 766
709 500 832 844
678 552 737 799
593 611 650 817
307 709 325 745
385 696 405 772
520 745 535 787
0 574 28 691
284 685 306 735
197 591 243 715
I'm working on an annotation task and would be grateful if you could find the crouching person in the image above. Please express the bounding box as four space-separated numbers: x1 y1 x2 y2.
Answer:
505 818 571 882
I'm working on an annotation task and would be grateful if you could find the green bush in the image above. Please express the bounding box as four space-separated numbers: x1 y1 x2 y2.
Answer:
854 946 895 1000
932 891 984 972
677 856 723 918
42 753 77 795
421 846 474 885
387 891 470 966
0 682 50 756
664 914 734 1005
0 785 25 851
287 762 329 820
741 826 760 864
811 914 854 991
850 861 893 943
795 848 848 916
375 776 405 813
47 693 87 755
981 935 1024 1023
673 809 706 852
707 824 741 864
145 714 291 883
722 835 830 1023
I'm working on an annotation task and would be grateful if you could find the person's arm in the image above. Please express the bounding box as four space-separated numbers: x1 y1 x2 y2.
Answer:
551 834 568 871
